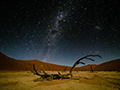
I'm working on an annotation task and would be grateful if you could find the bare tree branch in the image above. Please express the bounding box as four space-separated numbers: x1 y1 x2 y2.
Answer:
69 54 102 73
41 65 48 75
85 58 95 61
33 64 40 76
79 62 85 65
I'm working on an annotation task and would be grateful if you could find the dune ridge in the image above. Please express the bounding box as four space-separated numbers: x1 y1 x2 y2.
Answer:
0 52 120 71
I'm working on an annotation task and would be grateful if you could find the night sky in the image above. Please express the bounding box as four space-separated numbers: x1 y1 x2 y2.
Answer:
0 0 120 66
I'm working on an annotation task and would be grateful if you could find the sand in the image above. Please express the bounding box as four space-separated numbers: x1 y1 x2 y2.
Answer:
0 71 120 90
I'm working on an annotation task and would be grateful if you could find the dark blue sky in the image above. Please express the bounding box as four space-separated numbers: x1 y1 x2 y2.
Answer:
0 0 120 66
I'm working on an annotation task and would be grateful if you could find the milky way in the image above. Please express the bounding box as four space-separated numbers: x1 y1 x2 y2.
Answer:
0 0 120 66
42 5 69 61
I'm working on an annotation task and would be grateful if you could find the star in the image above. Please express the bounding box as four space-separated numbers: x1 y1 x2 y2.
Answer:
95 25 101 30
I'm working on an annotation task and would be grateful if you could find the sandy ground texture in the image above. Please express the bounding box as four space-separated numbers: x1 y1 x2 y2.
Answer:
0 71 120 90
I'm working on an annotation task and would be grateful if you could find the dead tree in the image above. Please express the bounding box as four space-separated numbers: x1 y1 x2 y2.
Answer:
32 54 102 81
69 54 102 74
90 65 94 72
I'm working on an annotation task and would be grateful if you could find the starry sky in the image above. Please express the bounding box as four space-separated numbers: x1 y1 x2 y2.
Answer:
0 0 120 66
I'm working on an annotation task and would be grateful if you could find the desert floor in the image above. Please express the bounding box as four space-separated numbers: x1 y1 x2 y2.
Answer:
0 71 120 90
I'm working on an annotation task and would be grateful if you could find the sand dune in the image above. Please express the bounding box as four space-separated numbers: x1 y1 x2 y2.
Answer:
74 64 97 71
0 52 70 71
94 59 120 71
0 52 120 71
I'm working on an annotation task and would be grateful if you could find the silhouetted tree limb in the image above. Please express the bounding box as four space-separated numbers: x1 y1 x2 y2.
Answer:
79 62 85 65
33 64 40 76
69 55 102 73
41 65 48 75
57 71 61 75
90 65 93 72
